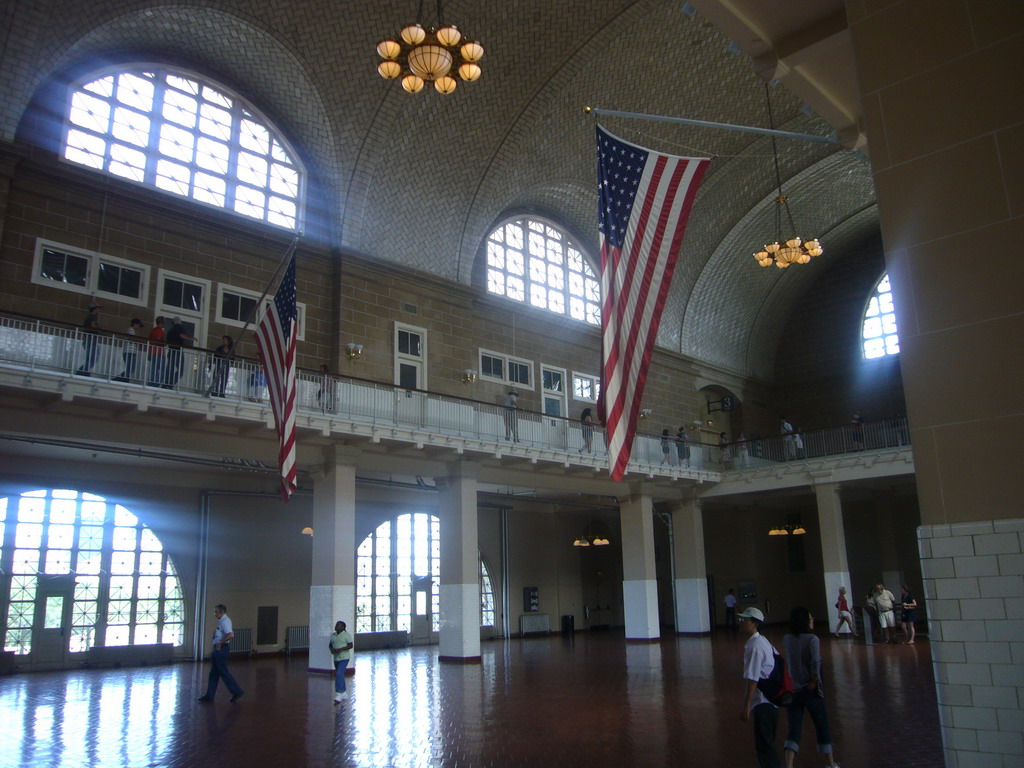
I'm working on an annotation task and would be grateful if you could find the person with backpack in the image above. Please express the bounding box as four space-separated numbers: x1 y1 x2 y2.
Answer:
784 607 840 768
738 606 784 768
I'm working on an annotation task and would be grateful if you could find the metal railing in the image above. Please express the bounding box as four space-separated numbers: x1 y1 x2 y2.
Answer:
0 313 908 471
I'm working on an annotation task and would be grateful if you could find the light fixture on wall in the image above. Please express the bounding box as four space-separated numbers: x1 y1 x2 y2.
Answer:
461 368 477 384
768 523 806 536
376 0 484 95
301 526 314 536
639 408 653 420
345 343 364 361
752 84 823 269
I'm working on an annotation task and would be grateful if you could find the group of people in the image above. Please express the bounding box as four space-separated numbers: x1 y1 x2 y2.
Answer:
739 606 840 768
198 606 355 705
738 581 920 767
658 426 693 467
71 303 246 395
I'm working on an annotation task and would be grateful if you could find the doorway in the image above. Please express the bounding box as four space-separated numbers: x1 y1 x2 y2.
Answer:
31 575 76 671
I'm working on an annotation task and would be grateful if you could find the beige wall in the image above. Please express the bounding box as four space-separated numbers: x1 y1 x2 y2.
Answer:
850 0 1024 526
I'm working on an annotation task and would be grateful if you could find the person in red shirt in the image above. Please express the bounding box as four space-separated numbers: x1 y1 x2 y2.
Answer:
834 586 858 638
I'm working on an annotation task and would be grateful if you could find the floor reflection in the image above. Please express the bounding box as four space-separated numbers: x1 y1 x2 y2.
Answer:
1 630 941 767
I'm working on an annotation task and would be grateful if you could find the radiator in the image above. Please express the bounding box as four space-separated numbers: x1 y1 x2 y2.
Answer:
285 625 310 653
519 613 550 635
229 628 252 654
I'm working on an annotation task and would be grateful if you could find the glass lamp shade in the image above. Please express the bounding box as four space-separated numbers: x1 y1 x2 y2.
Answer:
460 40 484 62
785 236 802 249
401 24 426 45
797 252 811 264
765 242 781 253
378 60 402 79
458 62 482 81
436 25 461 47
401 74 425 93
806 240 823 257
775 259 789 268
434 75 457 94
377 39 401 59
408 44 453 78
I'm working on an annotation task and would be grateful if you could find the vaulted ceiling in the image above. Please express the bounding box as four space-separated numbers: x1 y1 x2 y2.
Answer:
1 0 877 381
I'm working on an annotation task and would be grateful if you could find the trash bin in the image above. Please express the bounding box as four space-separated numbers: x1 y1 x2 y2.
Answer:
561 614 574 634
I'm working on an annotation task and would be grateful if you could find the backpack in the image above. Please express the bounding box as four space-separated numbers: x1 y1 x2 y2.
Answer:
756 649 794 706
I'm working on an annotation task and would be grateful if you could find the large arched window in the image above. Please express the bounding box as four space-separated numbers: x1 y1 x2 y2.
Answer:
63 67 302 229
355 512 494 634
485 217 601 325
862 273 900 359
1 489 185 656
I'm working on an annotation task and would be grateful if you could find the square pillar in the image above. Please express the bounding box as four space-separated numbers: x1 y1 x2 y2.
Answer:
669 497 710 633
436 461 481 662
620 489 659 640
814 481 852 634
308 448 357 672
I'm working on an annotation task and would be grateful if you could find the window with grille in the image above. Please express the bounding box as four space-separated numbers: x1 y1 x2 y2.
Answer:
485 217 600 325
862 273 900 359
63 67 303 230
355 512 494 635
1 489 185 655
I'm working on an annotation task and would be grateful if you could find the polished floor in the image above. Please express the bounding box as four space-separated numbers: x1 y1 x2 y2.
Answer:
2 630 941 768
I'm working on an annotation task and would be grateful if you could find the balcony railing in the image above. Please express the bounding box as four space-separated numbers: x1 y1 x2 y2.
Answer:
0 313 909 474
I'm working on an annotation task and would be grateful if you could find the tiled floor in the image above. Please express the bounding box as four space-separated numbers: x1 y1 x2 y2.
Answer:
1 630 941 767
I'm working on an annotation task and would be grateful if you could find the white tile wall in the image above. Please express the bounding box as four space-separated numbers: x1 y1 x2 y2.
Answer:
920 519 1024 766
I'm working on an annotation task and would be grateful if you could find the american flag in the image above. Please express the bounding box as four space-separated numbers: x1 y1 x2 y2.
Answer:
597 126 709 481
254 253 298 500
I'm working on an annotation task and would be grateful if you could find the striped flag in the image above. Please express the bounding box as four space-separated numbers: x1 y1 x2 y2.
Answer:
254 253 298 500
596 126 709 481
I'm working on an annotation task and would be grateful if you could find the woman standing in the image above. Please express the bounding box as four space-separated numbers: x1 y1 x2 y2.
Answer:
579 408 594 453
660 429 671 464
901 584 918 645
834 586 858 638
784 607 840 768
719 432 733 469
675 426 690 467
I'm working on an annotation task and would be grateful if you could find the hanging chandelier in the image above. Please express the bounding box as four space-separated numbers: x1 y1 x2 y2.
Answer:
752 84 823 269
376 0 484 95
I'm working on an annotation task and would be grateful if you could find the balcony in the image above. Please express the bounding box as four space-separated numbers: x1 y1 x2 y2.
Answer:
0 313 913 489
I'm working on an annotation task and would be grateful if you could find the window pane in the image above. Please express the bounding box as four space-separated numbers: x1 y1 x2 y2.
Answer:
44 549 71 574
44 596 64 628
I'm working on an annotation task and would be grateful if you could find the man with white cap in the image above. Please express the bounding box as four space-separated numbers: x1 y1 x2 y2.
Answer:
738 606 783 768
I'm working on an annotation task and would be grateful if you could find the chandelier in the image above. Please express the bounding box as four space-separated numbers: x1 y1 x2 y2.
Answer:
768 523 806 536
376 0 484 95
752 84 823 268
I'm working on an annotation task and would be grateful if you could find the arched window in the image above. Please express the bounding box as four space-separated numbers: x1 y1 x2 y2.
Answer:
1 489 185 656
62 67 303 230
485 217 601 325
355 512 494 634
862 273 900 359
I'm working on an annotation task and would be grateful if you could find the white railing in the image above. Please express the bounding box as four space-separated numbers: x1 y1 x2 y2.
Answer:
0 313 905 471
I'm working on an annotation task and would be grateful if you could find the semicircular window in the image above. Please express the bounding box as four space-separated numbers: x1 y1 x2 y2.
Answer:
485 217 601 325
62 67 303 230
1 489 185 657
862 273 900 359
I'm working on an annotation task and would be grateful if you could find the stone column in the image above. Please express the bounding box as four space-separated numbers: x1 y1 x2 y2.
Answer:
308 447 358 672
436 461 481 662
620 488 659 640
813 481 852 634
668 497 710 633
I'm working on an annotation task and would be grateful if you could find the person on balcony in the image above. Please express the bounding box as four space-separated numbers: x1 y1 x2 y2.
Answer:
114 318 143 383
579 408 594 453
504 390 520 442
317 363 336 412
146 316 165 386
675 426 690 467
75 302 101 376
851 412 865 450
163 317 194 389
209 335 233 397
780 416 796 460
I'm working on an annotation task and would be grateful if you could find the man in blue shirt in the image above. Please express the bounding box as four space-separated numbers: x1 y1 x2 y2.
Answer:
198 604 244 703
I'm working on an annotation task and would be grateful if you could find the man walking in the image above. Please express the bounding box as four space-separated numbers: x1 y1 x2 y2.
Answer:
76 302 102 376
738 606 782 768
198 604 244 703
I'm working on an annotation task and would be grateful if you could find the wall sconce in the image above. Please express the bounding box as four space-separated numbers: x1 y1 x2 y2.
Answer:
301 526 314 536
461 368 477 384
639 409 653 420
345 343 364 361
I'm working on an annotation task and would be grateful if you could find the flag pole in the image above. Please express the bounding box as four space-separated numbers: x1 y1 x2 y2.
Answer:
584 106 840 147
203 234 300 397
